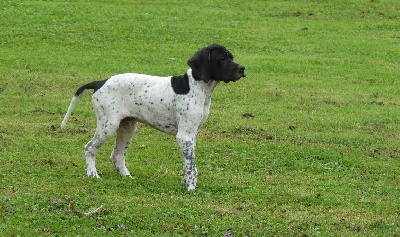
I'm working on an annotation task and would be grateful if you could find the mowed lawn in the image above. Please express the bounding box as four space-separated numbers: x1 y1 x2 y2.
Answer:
1 0 399 236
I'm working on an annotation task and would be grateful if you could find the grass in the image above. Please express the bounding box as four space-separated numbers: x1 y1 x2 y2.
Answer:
1 0 399 236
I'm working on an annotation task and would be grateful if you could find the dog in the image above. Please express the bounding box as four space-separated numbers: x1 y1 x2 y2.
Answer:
61 44 246 190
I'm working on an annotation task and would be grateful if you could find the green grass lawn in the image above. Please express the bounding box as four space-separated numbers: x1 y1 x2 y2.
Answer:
1 0 399 236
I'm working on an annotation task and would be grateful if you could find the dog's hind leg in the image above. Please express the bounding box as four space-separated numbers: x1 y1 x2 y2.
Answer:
110 118 137 177
84 117 120 178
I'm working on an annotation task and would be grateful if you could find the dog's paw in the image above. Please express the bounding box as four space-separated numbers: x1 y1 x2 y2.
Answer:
117 167 131 177
184 179 197 191
183 171 197 191
86 170 101 178
124 174 133 179
187 185 196 191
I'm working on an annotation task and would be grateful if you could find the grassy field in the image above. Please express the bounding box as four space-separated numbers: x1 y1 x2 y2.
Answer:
1 0 399 236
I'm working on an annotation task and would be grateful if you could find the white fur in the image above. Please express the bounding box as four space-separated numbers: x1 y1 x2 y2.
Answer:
61 96 79 129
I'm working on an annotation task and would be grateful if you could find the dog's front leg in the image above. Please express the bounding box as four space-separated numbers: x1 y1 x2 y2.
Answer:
176 133 197 191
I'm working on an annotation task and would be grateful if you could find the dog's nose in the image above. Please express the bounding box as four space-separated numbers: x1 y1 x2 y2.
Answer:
239 65 246 77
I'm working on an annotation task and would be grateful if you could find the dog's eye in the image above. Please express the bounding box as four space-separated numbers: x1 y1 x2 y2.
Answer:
221 56 227 62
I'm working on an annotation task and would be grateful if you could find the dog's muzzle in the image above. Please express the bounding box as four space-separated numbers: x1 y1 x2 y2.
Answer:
223 65 246 83
238 65 246 78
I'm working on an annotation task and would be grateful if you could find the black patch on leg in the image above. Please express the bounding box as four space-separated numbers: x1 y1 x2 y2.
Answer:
171 73 190 95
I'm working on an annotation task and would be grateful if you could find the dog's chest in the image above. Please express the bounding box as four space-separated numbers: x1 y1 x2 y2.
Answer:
161 85 213 134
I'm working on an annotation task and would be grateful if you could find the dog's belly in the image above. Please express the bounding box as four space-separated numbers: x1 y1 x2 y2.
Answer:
130 104 179 135
138 119 178 135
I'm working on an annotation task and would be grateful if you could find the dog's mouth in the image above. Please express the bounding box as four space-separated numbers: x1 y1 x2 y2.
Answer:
224 66 246 83
224 76 244 83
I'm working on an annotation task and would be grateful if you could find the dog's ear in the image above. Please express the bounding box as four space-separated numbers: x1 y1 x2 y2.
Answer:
187 47 211 83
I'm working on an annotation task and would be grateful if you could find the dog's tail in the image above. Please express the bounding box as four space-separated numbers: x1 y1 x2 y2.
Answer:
61 79 107 129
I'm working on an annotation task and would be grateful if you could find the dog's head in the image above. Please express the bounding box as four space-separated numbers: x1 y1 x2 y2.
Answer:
188 44 246 83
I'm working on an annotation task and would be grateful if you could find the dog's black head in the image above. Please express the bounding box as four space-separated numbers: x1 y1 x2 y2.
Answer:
187 44 246 83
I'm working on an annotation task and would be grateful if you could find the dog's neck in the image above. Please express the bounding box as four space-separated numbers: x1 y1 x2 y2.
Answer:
187 69 218 93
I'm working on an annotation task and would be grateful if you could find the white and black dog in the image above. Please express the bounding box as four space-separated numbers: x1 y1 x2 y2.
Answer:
61 44 246 190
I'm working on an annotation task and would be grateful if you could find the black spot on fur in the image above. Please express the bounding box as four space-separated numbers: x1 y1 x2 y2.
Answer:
171 73 190 95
